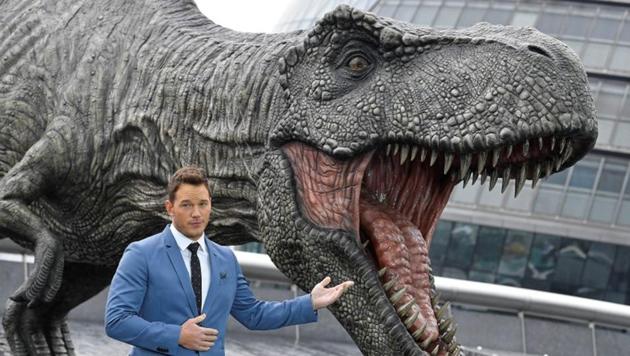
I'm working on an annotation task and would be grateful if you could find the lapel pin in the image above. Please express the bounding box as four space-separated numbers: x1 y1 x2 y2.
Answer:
220 272 227 279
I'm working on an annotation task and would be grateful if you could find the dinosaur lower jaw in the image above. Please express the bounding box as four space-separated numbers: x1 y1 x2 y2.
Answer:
282 142 457 355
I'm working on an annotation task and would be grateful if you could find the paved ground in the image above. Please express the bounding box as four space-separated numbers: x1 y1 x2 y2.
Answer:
0 321 362 356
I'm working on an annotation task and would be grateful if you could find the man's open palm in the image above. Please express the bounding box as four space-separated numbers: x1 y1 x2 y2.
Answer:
311 276 354 310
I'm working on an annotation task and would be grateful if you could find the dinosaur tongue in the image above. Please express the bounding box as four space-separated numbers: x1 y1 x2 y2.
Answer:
359 197 441 349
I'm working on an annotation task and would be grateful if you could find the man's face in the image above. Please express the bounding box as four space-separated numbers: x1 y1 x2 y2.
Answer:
165 183 212 239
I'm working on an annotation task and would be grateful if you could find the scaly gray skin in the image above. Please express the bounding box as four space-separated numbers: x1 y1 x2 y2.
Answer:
0 1 596 355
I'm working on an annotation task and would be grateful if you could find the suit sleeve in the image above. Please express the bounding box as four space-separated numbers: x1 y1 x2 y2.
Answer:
229 253 318 330
105 243 181 355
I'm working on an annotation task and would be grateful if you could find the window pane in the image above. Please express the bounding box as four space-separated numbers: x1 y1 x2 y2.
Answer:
377 4 397 17
564 15 592 38
479 185 504 207
504 184 535 212
469 270 495 283
451 184 480 204
620 21 630 43
433 6 462 28
413 4 440 26
458 7 486 27
612 122 630 147
597 160 627 193
617 199 630 226
545 169 569 186
609 246 630 293
472 226 506 272
589 195 618 223
561 191 590 219
533 187 563 215
498 230 533 278
569 160 598 189
536 12 566 35
511 12 538 27
590 17 621 41
429 220 453 268
596 82 625 117
596 118 614 145
552 239 590 293
582 242 616 290
610 46 630 73
484 8 512 25
582 42 612 69
527 234 561 281
445 223 478 269
394 4 419 22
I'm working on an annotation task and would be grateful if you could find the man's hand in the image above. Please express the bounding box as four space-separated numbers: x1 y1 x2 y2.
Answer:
310 276 354 310
178 314 219 352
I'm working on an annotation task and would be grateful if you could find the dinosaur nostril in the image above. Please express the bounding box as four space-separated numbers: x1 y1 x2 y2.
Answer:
527 45 551 59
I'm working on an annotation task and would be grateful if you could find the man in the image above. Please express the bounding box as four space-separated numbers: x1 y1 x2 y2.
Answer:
105 166 353 355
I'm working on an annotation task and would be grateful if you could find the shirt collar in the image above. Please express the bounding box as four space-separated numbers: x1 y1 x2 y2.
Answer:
170 224 207 254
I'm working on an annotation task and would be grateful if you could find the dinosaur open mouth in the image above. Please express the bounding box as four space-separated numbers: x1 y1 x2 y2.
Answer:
282 135 573 355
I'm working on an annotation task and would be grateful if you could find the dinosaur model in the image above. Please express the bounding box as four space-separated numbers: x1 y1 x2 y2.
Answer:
0 0 597 355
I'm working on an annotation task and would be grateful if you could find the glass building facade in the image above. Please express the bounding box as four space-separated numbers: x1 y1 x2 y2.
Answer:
260 0 630 306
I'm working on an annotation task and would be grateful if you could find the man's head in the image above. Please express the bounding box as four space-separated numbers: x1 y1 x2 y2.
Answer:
165 166 212 239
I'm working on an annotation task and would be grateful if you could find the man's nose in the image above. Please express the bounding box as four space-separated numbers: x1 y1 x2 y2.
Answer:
191 206 201 217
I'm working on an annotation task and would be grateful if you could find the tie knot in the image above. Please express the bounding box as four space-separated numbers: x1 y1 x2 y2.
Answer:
187 242 200 254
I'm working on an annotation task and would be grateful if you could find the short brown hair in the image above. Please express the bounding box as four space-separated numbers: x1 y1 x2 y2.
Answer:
167 166 211 202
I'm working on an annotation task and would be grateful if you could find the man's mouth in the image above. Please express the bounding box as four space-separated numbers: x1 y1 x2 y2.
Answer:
282 135 574 355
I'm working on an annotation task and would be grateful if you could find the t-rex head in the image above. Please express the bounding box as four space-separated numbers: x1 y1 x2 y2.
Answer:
257 5 597 356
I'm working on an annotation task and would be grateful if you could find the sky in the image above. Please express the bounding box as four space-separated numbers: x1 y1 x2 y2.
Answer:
194 0 295 33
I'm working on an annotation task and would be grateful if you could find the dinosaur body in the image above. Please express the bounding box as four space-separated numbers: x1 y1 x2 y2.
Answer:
0 1 596 355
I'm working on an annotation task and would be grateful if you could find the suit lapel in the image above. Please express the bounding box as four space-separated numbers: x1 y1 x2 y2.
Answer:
202 237 220 315
163 228 198 316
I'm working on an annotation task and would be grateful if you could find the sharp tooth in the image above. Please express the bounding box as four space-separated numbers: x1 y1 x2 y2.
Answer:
501 167 511 193
492 148 500 167
430 150 438 166
538 137 544 151
563 144 573 162
404 309 420 328
476 151 487 174
531 163 541 188
554 156 563 170
420 337 433 349
383 279 396 291
480 170 488 185
439 318 453 333
448 343 458 353
462 170 472 187
471 170 479 185
551 136 556 151
397 300 415 316
362 240 370 249
514 164 527 198
387 144 392 155
459 154 471 179
443 326 457 344
489 170 499 190
436 302 451 320
505 144 513 159
400 145 409 165
390 287 407 304
522 139 529 156
430 344 440 355
378 267 388 278
443 153 454 174
544 160 553 178
411 146 418 161
559 137 567 154
393 144 400 155
451 346 461 356
412 322 426 340
421 147 428 162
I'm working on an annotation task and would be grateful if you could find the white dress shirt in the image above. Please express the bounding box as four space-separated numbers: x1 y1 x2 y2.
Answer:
170 224 211 311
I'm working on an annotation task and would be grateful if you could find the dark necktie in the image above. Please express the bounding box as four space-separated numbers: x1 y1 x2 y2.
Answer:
187 242 202 314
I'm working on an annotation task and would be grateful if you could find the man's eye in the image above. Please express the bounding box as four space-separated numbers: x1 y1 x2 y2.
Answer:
347 56 370 73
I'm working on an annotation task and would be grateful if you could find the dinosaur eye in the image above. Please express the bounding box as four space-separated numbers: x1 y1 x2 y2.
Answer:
347 55 370 74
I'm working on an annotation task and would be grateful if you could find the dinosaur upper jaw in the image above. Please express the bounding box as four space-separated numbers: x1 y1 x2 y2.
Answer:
282 129 580 355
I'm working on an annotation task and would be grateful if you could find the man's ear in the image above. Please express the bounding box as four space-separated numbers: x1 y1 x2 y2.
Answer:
165 200 173 217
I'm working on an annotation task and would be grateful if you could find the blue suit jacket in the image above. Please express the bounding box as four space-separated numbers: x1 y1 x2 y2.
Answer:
105 226 317 355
